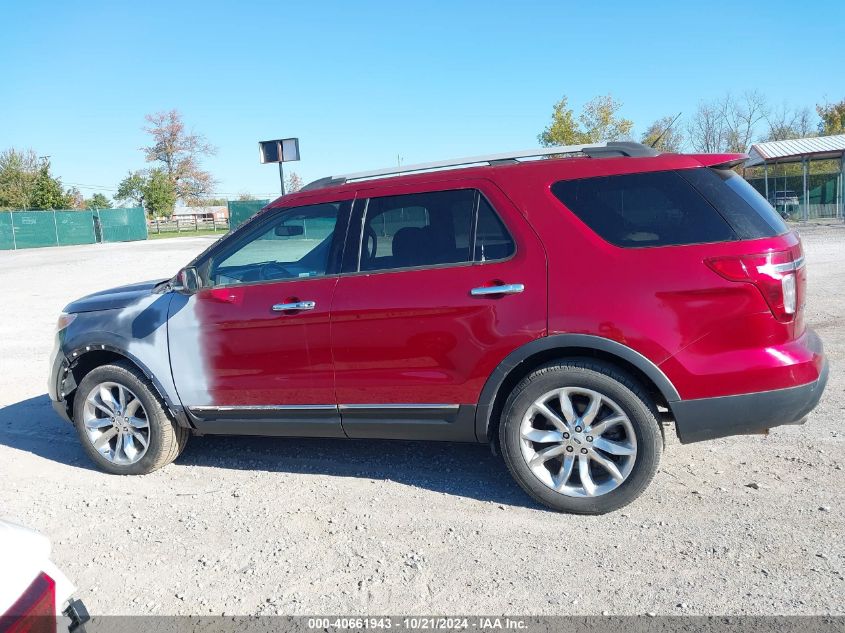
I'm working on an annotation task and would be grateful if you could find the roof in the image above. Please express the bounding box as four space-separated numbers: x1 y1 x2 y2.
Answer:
263 150 745 213
746 134 845 166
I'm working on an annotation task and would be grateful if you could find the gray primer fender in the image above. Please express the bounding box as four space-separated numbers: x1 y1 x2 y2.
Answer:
62 293 194 427
474 333 681 442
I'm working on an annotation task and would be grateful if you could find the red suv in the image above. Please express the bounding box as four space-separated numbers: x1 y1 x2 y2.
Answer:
48 142 828 514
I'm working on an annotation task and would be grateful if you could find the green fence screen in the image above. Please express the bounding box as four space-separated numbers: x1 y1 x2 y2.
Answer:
96 208 147 243
56 210 96 246
0 213 13 250
228 200 270 230
0 207 147 250
9 211 58 249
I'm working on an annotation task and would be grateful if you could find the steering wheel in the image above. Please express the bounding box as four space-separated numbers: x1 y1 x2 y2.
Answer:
363 224 378 265
259 261 293 281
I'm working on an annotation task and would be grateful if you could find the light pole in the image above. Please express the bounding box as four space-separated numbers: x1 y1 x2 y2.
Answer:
259 138 300 195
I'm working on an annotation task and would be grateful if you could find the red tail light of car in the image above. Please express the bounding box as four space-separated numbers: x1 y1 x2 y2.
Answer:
0 573 57 633
706 249 804 323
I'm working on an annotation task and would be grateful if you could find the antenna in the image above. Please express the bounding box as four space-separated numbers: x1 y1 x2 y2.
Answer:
650 112 683 149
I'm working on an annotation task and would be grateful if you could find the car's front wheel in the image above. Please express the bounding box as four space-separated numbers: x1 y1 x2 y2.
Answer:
499 359 662 514
73 361 189 475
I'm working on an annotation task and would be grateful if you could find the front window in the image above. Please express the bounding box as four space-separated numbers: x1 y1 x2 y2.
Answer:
209 202 346 286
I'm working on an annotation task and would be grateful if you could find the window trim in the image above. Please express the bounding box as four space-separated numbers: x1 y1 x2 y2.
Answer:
346 187 517 276
198 198 353 289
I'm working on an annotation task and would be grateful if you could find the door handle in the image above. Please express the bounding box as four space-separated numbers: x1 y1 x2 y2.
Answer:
272 300 316 312
470 283 525 296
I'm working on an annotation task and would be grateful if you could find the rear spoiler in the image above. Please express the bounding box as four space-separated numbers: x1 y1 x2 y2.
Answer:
686 153 748 169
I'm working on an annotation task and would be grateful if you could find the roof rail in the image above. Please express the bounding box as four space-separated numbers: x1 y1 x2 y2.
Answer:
301 141 659 191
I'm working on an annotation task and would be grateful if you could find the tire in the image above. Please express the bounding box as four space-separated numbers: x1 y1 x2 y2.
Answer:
499 359 662 514
72 361 189 475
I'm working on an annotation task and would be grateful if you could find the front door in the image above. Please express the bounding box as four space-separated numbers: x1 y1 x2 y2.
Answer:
331 180 547 441
168 198 352 437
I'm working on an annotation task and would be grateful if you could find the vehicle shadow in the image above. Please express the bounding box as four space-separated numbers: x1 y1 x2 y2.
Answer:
0 394 536 509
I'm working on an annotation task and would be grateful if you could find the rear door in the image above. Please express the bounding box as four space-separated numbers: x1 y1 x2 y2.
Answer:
330 179 547 440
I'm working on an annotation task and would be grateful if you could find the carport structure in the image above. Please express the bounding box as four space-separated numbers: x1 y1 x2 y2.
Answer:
743 134 845 221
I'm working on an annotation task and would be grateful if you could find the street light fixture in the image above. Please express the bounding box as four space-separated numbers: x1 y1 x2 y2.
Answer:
259 138 301 195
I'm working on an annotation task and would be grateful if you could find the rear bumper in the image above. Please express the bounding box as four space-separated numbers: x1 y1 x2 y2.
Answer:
671 358 829 443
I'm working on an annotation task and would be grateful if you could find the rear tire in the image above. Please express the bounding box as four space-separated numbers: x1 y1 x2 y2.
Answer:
499 359 662 514
73 361 189 475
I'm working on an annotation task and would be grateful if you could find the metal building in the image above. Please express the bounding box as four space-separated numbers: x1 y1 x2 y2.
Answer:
744 134 845 221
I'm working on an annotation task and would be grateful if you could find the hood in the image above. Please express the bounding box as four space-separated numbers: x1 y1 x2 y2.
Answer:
64 279 168 314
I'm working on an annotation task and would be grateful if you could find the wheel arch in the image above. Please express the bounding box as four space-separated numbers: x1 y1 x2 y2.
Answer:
64 343 191 428
475 334 680 443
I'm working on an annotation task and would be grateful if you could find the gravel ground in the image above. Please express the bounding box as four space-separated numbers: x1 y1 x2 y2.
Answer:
0 228 842 616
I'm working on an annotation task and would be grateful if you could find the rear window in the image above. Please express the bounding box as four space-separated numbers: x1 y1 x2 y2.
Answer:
551 168 787 248
678 168 788 239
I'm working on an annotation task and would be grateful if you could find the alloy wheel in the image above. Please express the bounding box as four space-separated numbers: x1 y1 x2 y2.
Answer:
519 387 637 497
81 381 151 465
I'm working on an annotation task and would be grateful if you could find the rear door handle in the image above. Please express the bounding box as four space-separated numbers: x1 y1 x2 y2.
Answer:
272 301 316 312
470 283 525 296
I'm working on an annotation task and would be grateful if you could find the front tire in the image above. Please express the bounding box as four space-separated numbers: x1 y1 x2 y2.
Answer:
499 359 662 514
73 361 189 475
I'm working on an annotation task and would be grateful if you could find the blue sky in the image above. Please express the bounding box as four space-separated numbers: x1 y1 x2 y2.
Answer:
1 0 843 201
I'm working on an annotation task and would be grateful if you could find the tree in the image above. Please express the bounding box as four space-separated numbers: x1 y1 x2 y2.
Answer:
115 171 146 207
721 91 768 152
188 197 227 207
641 115 685 152
143 169 177 217
538 95 633 146
816 99 845 135
237 192 256 201
285 172 304 193
687 100 728 153
687 93 769 153
764 105 816 141
0 148 39 209
29 161 74 209
0 149 74 209
115 169 176 217
142 109 217 203
85 193 112 209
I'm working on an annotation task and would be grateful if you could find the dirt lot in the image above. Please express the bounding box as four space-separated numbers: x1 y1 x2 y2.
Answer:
0 228 842 616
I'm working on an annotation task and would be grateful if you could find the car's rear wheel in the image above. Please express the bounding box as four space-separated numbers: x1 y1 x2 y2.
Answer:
499 359 662 514
73 361 189 475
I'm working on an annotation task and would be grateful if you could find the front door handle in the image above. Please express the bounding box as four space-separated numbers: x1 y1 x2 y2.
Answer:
470 283 525 296
272 300 316 312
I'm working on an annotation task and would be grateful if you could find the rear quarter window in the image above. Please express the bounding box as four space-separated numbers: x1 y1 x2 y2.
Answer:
551 170 737 247
551 168 789 248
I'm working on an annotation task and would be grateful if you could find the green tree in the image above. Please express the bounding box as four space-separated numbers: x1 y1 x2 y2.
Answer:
816 99 845 135
141 169 177 218
641 115 685 152
115 171 146 207
538 95 633 147
29 162 74 209
115 169 176 217
85 193 112 209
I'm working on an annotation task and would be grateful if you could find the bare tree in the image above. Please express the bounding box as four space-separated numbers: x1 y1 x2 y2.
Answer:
720 91 769 152
142 110 217 203
285 172 304 193
687 101 728 153
764 105 816 141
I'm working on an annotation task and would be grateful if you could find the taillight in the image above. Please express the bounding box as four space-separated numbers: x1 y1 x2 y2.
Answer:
0 572 56 633
706 250 804 322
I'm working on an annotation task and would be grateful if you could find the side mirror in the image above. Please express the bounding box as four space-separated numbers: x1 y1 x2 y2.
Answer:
177 267 201 295
274 224 304 237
